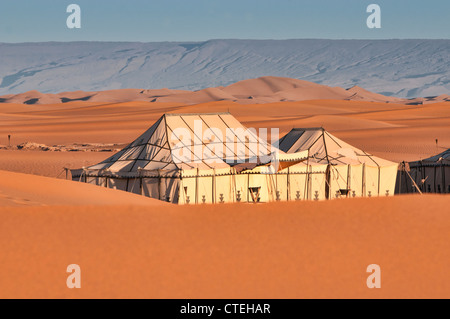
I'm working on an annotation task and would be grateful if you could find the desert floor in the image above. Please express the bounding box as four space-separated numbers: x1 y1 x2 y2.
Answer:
0 93 449 298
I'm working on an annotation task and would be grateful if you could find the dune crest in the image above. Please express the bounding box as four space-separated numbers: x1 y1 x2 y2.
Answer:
0 76 433 105
0 169 163 207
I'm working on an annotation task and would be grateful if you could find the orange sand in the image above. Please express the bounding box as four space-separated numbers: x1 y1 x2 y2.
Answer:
0 194 449 298
0 170 162 207
1 99 448 165
0 77 449 298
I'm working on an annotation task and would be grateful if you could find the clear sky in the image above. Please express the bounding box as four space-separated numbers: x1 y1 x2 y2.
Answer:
1 0 449 42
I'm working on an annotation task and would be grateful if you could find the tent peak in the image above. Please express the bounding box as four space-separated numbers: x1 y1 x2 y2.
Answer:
290 127 324 130
289 127 325 132
164 112 231 117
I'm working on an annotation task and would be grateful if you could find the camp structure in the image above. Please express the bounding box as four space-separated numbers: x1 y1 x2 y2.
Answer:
276 128 399 200
71 113 308 204
396 149 450 194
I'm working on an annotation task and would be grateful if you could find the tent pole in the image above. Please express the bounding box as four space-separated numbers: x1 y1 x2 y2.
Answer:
195 168 199 204
405 168 422 194
378 166 381 196
275 171 278 200
362 163 366 197
434 165 437 192
269 173 276 202
304 150 310 200
443 164 446 193
347 164 351 197
212 168 216 204
421 162 425 192
287 167 290 201
158 169 161 200
325 165 330 200
139 170 143 196
232 168 236 203
247 173 250 203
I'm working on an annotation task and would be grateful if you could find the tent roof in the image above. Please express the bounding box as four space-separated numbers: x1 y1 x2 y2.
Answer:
82 112 293 174
409 149 450 166
278 127 397 167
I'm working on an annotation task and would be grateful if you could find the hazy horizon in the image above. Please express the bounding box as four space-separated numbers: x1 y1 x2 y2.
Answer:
3 37 450 44
1 0 450 42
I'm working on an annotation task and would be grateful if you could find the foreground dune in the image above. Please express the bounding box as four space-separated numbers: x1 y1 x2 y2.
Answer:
0 194 449 298
0 170 163 206
0 150 110 178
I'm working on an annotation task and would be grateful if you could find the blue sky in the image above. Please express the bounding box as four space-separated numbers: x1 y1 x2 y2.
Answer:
1 0 449 42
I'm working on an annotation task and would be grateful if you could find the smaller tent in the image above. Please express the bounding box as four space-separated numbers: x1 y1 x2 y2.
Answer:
277 128 398 199
396 149 450 194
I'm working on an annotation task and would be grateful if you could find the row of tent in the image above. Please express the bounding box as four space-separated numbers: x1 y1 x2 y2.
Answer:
71 112 448 203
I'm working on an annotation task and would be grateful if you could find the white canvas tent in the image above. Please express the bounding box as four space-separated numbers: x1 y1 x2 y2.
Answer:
396 149 450 194
71 113 308 204
276 128 399 199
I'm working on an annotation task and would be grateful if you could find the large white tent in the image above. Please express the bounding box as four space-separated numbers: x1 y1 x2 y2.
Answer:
71 113 308 204
276 128 399 199
396 149 450 194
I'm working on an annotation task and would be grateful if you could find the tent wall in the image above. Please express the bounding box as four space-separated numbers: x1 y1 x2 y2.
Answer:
446 166 450 193
196 176 213 204
127 178 141 195
395 170 407 194
86 176 106 187
107 178 128 191
233 174 249 202
378 165 398 196
397 164 450 194
163 178 180 203
140 176 180 202
214 174 234 203
349 164 364 197
287 173 308 201
273 164 327 201
142 178 160 199
364 166 380 197
309 167 327 200
328 165 350 199
178 169 278 204
74 163 399 204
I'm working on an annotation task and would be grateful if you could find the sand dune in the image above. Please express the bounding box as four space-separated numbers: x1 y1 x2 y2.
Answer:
0 169 163 207
0 194 449 298
155 87 237 104
0 75 449 298
0 97 449 165
0 76 420 105
223 76 315 96
0 88 190 105
346 85 402 103
5 90 62 105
